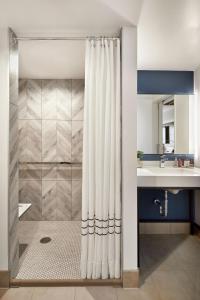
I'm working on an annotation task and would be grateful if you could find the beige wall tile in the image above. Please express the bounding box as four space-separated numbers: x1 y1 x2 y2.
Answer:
170 223 190 234
18 79 84 221
72 180 82 220
140 222 190 235
72 121 83 163
142 223 170 234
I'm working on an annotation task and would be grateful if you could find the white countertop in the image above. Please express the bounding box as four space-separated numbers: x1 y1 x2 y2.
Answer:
18 203 32 218
137 167 200 188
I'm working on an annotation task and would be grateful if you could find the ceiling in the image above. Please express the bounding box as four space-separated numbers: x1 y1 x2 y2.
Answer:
0 0 141 79
137 0 200 70
0 0 141 34
1 0 200 78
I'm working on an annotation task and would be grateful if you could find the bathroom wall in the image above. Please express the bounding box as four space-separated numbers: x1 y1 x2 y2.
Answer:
194 66 200 226
122 26 138 274
138 189 191 234
0 28 9 277
138 189 190 221
18 79 84 221
137 96 159 153
9 29 19 278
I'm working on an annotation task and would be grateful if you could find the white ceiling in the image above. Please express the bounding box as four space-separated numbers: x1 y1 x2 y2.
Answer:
137 0 200 70
0 0 141 34
2 0 200 77
0 0 141 79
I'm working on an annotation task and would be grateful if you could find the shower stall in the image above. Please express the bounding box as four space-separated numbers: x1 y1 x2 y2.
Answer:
8 28 123 285
17 79 84 279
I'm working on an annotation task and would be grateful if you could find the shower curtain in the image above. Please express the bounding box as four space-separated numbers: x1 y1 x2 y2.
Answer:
81 38 121 279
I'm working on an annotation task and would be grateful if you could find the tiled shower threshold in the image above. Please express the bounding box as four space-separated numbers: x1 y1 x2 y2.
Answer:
10 278 122 287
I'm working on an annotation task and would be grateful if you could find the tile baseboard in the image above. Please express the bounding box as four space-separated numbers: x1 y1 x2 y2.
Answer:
0 271 9 288
123 270 139 288
139 222 190 234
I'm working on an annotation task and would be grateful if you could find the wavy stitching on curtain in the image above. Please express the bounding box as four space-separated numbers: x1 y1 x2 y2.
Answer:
81 38 121 279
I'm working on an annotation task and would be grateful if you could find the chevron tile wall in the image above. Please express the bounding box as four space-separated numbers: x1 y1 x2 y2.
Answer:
18 79 84 221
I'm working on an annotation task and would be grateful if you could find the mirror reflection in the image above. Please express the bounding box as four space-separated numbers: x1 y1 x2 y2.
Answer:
137 94 195 154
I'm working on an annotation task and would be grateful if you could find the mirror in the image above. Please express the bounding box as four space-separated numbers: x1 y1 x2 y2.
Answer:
137 94 195 154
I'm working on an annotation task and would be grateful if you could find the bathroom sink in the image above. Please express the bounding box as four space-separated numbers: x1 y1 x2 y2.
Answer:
137 167 200 188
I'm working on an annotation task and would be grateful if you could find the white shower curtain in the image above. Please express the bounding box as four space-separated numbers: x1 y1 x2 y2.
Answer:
81 38 121 279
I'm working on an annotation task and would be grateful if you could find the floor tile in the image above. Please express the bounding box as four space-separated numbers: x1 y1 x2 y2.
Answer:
17 221 81 279
139 234 200 300
0 287 33 300
75 287 117 300
32 287 75 300
152 270 196 300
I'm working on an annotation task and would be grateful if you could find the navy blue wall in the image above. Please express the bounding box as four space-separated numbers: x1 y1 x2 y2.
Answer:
141 154 194 161
138 189 190 221
137 70 193 220
137 70 194 95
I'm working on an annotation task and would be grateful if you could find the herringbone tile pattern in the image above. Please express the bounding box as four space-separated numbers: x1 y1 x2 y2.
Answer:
18 79 42 119
72 79 84 120
72 121 83 162
18 79 84 221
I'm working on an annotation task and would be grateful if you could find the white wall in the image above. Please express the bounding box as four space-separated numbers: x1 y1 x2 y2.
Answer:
189 95 195 154
194 67 200 226
19 40 86 79
137 96 158 153
194 67 200 166
0 28 9 270
174 95 190 154
122 26 138 271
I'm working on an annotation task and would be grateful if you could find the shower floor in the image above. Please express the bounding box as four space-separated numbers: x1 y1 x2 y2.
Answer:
17 221 81 280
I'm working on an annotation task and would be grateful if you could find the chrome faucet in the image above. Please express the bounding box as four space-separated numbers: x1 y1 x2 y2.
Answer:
160 155 167 168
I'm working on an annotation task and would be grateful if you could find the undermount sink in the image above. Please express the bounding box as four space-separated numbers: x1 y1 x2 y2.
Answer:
137 167 200 188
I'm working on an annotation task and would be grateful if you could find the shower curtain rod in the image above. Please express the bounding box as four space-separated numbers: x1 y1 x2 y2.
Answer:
16 36 120 41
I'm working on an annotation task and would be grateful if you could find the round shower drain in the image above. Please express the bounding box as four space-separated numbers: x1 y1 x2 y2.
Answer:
40 237 51 244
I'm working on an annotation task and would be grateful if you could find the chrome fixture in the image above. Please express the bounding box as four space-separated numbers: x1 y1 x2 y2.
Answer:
164 190 168 217
160 155 167 168
153 190 168 217
16 36 120 41
153 198 163 216
153 189 182 217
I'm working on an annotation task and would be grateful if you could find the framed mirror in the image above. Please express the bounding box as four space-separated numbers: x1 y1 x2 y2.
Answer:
137 94 195 154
